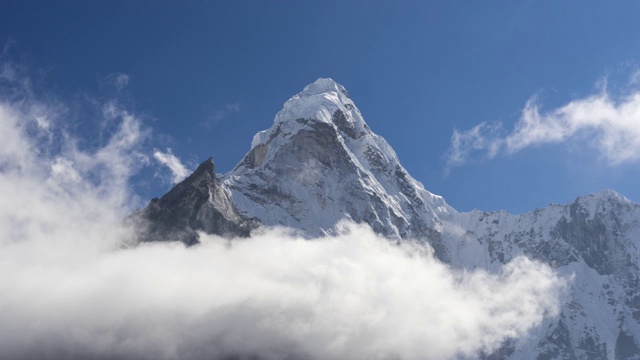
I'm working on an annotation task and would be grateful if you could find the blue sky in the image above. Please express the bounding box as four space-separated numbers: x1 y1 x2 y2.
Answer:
2 1 640 214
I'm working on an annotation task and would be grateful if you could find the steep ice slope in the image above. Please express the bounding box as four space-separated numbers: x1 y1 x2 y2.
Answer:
446 190 640 359
223 78 455 259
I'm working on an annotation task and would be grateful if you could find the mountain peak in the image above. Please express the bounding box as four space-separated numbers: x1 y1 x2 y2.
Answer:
577 189 631 205
299 78 347 97
274 78 359 127
136 155 255 244
193 157 215 177
140 78 640 360
250 78 368 151
592 189 627 201
224 79 453 249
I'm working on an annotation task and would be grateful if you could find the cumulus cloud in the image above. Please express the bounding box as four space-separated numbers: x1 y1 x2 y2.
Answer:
0 66 566 360
446 75 640 171
154 148 191 184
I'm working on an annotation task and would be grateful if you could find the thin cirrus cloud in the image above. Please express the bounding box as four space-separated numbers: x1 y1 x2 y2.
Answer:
445 76 640 172
110 73 130 92
154 148 191 184
98 72 131 92
0 65 567 360
200 102 242 128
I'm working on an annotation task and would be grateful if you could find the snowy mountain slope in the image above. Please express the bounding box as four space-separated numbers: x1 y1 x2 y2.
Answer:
446 191 640 359
222 78 455 260
140 78 640 359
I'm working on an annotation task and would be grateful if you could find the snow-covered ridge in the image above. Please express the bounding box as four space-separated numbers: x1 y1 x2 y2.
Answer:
224 78 454 252
444 188 640 358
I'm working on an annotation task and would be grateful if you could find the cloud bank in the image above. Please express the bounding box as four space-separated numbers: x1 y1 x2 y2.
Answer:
446 76 640 171
0 68 565 360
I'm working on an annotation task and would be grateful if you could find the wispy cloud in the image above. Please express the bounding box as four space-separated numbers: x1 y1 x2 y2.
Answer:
630 69 640 86
445 75 640 172
445 122 502 174
153 148 190 184
101 72 130 92
112 73 130 92
200 102 242 128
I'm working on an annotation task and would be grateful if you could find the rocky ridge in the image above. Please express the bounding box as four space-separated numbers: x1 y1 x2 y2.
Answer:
136 157 256 244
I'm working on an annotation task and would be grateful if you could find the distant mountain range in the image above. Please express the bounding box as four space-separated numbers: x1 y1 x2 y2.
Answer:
137 78 640 360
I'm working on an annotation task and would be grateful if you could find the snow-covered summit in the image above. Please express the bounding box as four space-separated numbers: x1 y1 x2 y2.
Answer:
251 77 369 148
300 77 345 94
577 188 631 205
225 78 454 256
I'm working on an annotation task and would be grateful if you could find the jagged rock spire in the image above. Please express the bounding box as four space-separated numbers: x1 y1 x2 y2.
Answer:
135 157 256 245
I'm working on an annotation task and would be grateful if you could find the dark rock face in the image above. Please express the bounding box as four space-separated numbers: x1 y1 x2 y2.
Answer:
552 200 628 276
135 158 257 245
332 109 357 139
616 328 640 360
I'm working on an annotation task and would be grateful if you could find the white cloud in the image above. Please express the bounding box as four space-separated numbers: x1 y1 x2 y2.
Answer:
0 65 566 360
0 104 34 171
446 122 502 174
154 148 191 184
446 76 640 171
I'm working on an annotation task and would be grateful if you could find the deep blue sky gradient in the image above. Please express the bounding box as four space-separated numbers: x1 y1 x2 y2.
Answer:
2 1 640 213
